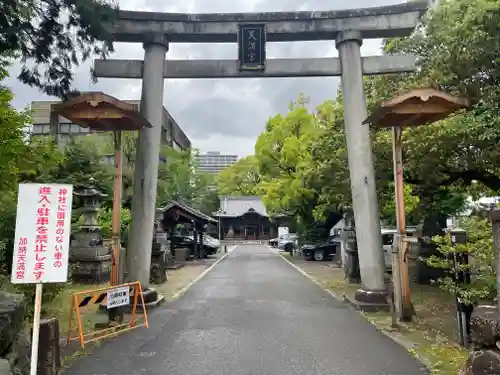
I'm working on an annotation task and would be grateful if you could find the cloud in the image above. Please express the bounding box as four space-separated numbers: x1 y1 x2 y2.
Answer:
5 0 403 157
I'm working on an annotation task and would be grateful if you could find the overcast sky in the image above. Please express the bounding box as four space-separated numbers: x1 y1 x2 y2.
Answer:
5 0 404 157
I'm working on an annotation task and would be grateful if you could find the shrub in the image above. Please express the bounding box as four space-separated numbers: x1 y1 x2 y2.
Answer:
425 216 494 305
97 207 132 245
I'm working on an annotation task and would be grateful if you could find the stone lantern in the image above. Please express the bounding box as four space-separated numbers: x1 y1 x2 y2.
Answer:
69 178 112 283
77 178 107 230
342 207 360 282
150 209 168 284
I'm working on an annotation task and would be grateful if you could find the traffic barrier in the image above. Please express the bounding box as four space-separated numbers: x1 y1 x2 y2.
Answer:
67 281 148 348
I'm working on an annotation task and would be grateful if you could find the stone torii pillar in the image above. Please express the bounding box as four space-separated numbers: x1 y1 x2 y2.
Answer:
126 33 168 294
336 31 387 307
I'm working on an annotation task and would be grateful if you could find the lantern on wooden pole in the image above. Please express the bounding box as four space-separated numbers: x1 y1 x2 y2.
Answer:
363 87 469 321
52 92 152 323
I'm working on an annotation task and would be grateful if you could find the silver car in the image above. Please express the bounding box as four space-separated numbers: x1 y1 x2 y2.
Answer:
277 234 298 251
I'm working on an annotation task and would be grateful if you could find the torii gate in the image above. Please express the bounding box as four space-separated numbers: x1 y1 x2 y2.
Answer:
93 1 430 308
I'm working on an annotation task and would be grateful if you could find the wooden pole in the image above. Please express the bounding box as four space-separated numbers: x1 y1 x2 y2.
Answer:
392 125 412 321
109 130 124 324
30 283 43 375
111 130 124 286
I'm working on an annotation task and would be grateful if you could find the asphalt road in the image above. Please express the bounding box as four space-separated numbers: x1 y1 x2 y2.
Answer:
67 245 428 375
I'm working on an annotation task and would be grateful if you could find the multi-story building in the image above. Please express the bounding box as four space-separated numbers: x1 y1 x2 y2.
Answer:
195 151 238 174
30 100 191 152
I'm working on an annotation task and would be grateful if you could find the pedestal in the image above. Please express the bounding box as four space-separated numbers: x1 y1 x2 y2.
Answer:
344 288 391 313
69 233 112 283
135 287 165 309
150 248 167 284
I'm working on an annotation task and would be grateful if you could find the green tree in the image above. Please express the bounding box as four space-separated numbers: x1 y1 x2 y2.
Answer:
0 66 30 269
253 95 346 240
387 0 500 103
1 0 119 98
56 137 113 196
217 155 260 196
377 0 500 195
254 96 319 220
157 147 214 210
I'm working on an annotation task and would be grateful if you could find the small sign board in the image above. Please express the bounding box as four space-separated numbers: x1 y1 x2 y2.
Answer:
107 286 130 309
11 183 73 284
238 23 266 71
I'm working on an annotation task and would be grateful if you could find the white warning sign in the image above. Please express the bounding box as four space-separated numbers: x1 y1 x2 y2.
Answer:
107 286 130 309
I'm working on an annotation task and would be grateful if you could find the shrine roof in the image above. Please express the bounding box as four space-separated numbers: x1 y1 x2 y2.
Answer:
158 200 217 224
363 87 470 129
51 92 152 131
215 196 268 218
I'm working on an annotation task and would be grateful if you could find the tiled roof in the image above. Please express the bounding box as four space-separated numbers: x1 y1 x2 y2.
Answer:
215 196 268 217
158 200 217 224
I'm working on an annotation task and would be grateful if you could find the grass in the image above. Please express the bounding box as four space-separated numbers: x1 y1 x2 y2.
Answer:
45 282 110 337
362 309 468 375
280 252 469 375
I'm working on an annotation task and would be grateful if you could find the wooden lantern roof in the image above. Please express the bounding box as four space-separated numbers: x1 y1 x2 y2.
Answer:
51 92 152 131
363 87 470 129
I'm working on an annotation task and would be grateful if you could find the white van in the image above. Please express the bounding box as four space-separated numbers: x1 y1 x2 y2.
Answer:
381 228 417 271
381 229 397 270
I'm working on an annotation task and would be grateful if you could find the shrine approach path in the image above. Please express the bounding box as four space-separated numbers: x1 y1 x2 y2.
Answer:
66 244 428 375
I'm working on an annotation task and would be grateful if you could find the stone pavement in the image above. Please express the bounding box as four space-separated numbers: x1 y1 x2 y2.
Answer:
66 245 428 375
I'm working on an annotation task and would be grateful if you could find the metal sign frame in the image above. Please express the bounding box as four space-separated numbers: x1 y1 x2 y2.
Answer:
67 281 149 348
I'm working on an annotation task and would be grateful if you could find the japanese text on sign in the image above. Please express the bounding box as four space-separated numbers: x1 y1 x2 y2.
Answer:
238 23 266 71
107 287 130 309
11 184 73 284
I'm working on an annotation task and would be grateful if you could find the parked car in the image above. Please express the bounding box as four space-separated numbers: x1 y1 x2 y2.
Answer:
301 237 339 261
381 227 417 270
187 235 219 256
269 233 291 247
277 234 298 252
203 234 221 249
171 234 218 258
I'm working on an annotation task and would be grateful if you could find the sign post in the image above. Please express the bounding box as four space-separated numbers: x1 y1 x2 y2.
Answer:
450 228 471 347
10 183 73 375
238 23 266 72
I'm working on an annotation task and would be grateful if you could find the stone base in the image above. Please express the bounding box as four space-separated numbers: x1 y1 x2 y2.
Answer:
141 294 165 309
463 349 500 375
470 305 500 346
461 305 500 375
142 288 159 303
70 259 111 284
127 288 165 311
150 250 167 284
344 288 390 312
174 247 191 262
167 263 185 270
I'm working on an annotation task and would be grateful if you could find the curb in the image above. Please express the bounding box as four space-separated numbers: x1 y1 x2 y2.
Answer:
170 246 236 301
273 248 429 370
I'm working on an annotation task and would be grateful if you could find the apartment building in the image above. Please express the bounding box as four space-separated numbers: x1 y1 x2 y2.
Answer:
195 151 238 174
